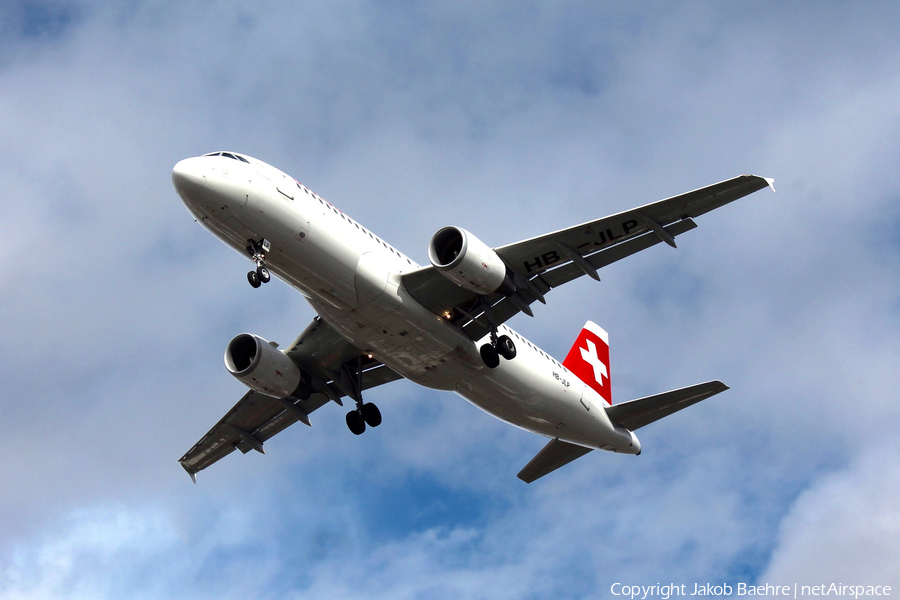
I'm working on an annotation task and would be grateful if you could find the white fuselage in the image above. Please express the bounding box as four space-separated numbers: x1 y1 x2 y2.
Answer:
172 153 639 454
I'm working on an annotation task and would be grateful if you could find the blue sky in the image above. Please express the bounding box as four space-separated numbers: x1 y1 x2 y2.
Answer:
1 1 899 598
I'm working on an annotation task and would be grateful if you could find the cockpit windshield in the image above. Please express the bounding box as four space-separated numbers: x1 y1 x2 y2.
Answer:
202 152 250 164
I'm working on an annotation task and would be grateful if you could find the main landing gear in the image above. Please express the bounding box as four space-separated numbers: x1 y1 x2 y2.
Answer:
477 296 516 369
246 238 272 289
346 402 382 435
480 334 516 369
341 357 382 435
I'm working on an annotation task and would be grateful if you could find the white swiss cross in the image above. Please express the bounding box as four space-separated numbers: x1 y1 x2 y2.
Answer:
579 339 608 387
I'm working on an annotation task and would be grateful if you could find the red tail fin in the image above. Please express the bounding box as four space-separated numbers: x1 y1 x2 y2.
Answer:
562 321 612 405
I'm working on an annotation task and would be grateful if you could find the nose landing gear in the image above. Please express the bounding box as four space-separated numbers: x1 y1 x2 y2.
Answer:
247 266 271 288
246 239 272 288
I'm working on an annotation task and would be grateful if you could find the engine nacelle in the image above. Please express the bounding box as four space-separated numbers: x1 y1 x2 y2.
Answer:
428 226 512 295
224 333 312 399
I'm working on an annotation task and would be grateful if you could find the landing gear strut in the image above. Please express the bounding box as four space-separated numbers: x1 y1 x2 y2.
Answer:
476 296 516 369
246 239 271 288
342 356 382 435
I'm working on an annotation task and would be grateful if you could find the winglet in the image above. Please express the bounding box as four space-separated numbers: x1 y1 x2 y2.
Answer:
744 174 775 192
180 461 197 484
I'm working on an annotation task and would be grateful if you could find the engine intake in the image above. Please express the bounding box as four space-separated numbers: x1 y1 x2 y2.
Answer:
225 333 312 400
428 226 512 295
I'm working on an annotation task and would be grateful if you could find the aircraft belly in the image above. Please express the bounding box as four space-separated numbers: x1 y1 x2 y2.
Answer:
315 278 479 391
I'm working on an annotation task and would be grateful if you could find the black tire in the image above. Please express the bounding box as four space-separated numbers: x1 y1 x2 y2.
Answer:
497 335 517 360
247 270 262 288
257 266 271 283
362 402 382 427
480 343 500 369
346 410 366 435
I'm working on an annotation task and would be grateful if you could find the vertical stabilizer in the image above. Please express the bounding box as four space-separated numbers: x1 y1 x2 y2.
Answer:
563 321 612 405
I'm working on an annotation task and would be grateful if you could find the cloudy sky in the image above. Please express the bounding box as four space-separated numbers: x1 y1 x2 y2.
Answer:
2 0 899 598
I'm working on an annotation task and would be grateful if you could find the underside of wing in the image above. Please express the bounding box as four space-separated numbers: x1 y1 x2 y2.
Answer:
494 174 774 277
402 175 773 341
282 316 372 380
402 217 698 341
178 318 404 481
605 380 729 431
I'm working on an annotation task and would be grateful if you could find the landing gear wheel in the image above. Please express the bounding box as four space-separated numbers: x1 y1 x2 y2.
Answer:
346 410 366 435
362 402 382 427
257 266 271 283
480 343 500 369
497 335 517 360
247 270 262 288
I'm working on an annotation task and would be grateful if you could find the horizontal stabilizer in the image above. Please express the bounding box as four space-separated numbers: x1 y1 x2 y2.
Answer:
605 380 728 431
517 438 593 483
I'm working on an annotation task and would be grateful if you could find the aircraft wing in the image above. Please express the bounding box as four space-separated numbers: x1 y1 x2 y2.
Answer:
403 175 774 341
178 317 404 481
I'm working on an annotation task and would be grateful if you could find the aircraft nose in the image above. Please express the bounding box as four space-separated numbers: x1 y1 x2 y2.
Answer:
172 158 206 197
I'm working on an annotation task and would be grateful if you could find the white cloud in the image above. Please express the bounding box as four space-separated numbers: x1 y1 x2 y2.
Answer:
760 441 900 586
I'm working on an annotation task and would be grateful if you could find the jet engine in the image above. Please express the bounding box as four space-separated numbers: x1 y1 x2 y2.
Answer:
428 226 514 295
225 333 312 400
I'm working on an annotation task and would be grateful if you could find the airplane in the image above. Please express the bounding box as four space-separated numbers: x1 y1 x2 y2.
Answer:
172 151 774 483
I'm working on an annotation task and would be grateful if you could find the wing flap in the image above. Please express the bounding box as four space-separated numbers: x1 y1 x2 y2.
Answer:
517 438 594 483
605 380 729 431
